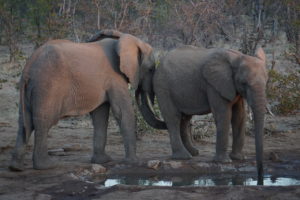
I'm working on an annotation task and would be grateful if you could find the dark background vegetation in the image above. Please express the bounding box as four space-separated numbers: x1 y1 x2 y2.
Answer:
0 0 299 115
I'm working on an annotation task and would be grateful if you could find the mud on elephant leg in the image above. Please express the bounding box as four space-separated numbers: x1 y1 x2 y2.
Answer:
180 115 199 156
90 103 112 164
230 98 246 160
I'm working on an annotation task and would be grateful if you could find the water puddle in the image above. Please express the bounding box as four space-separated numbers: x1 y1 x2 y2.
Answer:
98 175 300 187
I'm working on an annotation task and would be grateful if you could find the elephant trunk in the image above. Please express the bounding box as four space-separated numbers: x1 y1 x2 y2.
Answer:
247 86 266 185
135 87 167 130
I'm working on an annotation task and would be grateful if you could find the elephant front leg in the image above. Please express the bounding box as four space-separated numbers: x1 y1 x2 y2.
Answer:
230 98 246 160
213 112 232 163
90 103 112 164
208 90 232 163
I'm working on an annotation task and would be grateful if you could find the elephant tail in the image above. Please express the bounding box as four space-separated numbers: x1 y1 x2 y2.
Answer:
19 77 34 141
135 88 167 130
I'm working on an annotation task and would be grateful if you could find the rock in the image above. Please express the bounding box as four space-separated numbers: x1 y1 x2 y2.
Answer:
69 173 79 180
35 193 52 200
164 161 183 169
219 164 236 172
147 160 161 170
63 144 82 152
195 162 211 168
82 169 93 176
91 164 107 174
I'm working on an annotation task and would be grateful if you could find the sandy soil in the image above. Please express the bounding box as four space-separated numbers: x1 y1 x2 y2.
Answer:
0 114 300 200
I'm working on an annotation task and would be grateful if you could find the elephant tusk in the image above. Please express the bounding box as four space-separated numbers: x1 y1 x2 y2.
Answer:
266 104 275 117
146 93 156 114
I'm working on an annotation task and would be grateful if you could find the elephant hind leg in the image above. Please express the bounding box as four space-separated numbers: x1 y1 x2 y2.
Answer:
9 106 33 171
90 102 112 164
31 109 59 170
9 125 33 171
180 115 199 156
32 125 58 170
230 98 246 160
156 95 191 160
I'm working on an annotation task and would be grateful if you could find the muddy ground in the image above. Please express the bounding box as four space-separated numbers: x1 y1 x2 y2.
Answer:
0 114 300 200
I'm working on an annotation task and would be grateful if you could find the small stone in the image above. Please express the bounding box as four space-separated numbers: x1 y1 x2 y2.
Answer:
166 161 183 169
91 164 107 174
69 173 79 180
48 148 65 156
219 164 236 172
63 144 82 152
82 169 93 176
196 162 211 168
147 160 161 170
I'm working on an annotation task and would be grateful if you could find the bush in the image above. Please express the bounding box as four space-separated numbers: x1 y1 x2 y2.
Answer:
267 69 300 114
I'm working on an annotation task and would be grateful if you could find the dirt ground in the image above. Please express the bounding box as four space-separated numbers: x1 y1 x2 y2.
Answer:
0 114 300 200
0 44 300 200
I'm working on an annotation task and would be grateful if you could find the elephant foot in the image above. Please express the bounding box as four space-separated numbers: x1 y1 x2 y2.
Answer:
123 155 139 164
33 156 58 170
9 159 24 171
91 154 112 164
9 152 25 171
186 146 199 156
172 150 192 160
213 154 232 163
230 152 246 161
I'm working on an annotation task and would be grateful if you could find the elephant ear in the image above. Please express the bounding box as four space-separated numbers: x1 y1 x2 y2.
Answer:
86 29 123 42
117 34 152 89
254 47 266 63
202 50 237 101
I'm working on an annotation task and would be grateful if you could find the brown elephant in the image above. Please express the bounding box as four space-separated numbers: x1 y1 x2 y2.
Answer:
136 46 268 184
9 30 159 171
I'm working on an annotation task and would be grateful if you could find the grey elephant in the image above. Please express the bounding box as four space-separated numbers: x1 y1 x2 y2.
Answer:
136 45 268 182
10 30 157 171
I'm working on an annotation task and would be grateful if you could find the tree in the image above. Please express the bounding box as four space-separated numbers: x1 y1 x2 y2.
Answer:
0 0 23 62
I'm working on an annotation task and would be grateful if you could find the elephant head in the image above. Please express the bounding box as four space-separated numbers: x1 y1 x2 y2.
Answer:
135 51 167 130
88 29 157 90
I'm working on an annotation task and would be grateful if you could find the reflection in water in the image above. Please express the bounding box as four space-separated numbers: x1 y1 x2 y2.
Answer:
101 175 300 187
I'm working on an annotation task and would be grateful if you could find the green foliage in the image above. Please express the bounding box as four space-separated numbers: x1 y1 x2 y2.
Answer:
267 69 300 114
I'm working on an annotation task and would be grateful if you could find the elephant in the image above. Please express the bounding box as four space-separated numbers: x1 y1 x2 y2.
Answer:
9 29 158 171
136 45 268 183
